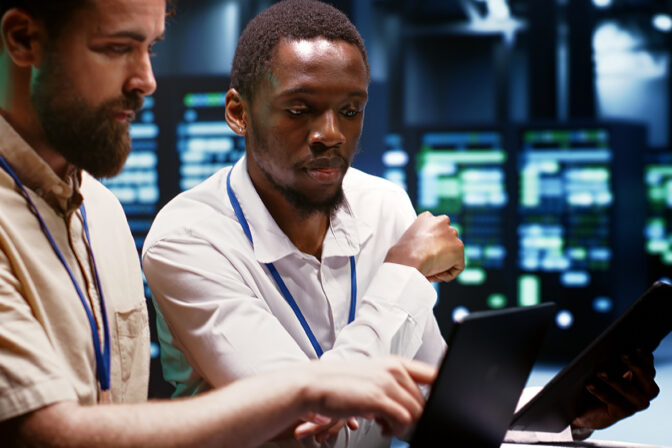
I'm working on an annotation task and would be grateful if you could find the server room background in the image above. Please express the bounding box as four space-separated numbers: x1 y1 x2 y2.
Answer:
102 0 672 445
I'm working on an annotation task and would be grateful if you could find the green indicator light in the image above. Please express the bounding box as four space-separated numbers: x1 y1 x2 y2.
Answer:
439 178 460 198
421 151 506 165
648 187 666 202
184 94 195 107
487 294 507 309
576 168 609 182
647 240 668 254
457 268 486 285
647 166 672 177
206 93 226 106
518 275 540 307
664 251 672 265
541 161 560 173
568 247 587 260
521 171 540 207
648 218 665 228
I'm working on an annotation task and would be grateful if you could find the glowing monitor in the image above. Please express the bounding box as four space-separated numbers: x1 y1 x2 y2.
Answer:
177 92 245 191
518 129 612 287
516 125 646 359
409 130 514 327
644 151 672 284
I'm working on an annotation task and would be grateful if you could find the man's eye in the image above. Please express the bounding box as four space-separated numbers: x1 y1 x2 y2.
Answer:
342 109 361 118
108 45 130 55
287 108 308 116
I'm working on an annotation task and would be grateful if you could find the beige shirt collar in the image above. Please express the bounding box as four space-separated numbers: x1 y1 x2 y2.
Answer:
0 115 82 215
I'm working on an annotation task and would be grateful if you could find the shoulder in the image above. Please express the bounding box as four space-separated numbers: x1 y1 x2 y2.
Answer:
343 168 414 211
343 167 410 200
143 167 237 252
80 172 126 219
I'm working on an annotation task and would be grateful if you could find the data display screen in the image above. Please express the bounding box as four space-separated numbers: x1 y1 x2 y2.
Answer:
517 129 613 299
177 92 245 191
409 130 514 325
644 151 672 284
407 125 646 360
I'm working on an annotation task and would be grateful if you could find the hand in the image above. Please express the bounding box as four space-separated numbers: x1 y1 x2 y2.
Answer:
296 357 437 439
385 212 465 282
572 349 659 431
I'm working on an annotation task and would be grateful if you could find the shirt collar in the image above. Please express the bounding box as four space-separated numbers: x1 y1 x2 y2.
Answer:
229 157 373 264
0 114 83 216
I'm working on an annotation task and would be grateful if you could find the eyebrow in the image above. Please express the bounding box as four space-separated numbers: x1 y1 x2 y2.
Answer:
102 30 166 43
278 86 368 99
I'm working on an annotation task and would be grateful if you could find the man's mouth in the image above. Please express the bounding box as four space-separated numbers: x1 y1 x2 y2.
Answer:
113 110 136 123
304 157 347 184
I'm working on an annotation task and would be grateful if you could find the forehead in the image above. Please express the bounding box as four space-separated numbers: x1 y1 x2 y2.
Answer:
64 0 166 39
267 38 368 92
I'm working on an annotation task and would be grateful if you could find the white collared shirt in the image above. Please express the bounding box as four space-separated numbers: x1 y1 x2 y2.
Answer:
143 158 446 447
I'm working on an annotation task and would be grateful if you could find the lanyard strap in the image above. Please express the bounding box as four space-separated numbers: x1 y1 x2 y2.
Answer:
226 165 357 357
0 156 111 392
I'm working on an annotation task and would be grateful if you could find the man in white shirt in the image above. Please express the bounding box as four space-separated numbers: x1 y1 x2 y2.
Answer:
143 0 659 446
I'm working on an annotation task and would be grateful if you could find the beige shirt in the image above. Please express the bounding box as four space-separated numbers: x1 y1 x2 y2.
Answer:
0 116 149 422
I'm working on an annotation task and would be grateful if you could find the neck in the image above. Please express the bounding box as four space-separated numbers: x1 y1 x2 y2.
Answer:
246 165 329 260
0 68 69 179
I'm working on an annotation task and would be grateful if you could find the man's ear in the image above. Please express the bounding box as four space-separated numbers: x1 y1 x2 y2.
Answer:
1 9 46 68
225 88 248 136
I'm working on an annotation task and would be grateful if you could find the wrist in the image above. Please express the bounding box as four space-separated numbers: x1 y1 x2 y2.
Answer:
294 363 324 417
384 246 423 273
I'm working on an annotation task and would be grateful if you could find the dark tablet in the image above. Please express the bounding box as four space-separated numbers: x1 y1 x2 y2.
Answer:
510 281 672 433
410 303 555 448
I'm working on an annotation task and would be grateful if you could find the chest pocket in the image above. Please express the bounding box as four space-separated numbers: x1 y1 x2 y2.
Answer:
113 304 150 402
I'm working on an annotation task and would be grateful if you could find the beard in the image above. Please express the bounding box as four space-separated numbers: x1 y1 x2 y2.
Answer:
247 122 351 219
30 48 143 179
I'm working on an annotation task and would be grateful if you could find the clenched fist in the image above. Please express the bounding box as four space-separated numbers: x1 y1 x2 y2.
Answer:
385 211 465 283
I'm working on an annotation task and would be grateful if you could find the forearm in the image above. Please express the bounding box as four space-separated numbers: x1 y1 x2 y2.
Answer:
323 263 437 361
12 373 310 448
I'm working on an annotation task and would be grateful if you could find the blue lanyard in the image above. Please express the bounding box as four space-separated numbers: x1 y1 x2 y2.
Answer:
0 156 111 393
226 165 357 357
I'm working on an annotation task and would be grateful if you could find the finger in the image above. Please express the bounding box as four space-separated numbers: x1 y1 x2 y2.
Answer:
295 418 340 439
346 417 359 430
388 359 425 419
295 422 321 440
315 420 347 444
431 269 460 283
401 359 438 385
622 355 660 400
603 369 653 411
590 374 640 416
626 350 656 378
301 413 332 425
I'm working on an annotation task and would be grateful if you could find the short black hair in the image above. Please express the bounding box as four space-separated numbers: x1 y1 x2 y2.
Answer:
0 0 177 39
0 0 88 38
230 0 369 103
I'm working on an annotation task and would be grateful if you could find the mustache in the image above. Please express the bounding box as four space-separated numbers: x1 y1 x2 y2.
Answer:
102 93 145 114
304 155 348 170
